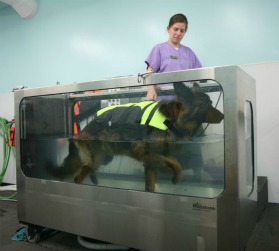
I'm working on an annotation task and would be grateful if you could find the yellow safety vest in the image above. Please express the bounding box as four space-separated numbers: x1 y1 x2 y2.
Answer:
97 101 168 130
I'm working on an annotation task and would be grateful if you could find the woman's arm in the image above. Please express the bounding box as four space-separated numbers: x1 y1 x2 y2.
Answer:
146 66 157 100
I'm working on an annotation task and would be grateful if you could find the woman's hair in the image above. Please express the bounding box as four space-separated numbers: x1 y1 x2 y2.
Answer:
168 13 188 27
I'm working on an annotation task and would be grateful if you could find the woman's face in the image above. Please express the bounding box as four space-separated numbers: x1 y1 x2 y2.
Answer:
167 22 187 46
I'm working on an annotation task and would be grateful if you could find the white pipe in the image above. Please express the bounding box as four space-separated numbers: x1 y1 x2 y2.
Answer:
0 0 37 18
77 236 130 250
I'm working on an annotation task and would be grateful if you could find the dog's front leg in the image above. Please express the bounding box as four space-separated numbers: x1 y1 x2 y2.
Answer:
143 153 160 192
143 153 183 192
144 165 157 192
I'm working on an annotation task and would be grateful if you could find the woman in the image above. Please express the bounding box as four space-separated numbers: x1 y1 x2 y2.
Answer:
145 13 202 100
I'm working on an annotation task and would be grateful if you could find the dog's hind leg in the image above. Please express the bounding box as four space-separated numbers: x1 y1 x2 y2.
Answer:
73 140 99 184
88 153 114 185
74 164 92 183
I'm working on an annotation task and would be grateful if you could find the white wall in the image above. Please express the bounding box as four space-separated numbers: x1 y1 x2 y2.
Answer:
241 61 279 203
0 0 279 92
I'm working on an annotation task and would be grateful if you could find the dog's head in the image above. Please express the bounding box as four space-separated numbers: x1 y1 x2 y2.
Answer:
159 82 224 138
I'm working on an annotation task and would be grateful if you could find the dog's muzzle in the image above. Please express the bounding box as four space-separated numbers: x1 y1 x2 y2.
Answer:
205 107 224 124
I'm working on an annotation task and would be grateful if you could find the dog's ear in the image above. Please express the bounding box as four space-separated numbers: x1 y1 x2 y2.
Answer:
191 82 202 94
173 82 193 99
159 101 184 121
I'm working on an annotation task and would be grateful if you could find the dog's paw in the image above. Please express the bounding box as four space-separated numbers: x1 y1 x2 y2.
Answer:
74 176 83 184
90 174 98 185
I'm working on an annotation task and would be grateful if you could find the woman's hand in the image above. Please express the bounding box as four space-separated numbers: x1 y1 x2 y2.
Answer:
146 85 157 100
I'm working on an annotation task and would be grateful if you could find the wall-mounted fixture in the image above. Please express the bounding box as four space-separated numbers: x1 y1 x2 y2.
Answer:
0 0 37 19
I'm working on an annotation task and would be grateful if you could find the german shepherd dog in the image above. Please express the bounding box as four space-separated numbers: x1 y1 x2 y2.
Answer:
47 83 224 192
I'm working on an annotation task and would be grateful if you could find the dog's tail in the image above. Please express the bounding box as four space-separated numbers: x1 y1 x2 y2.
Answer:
45 139 81 180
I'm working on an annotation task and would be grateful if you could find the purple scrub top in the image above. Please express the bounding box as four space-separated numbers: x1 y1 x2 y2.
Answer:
145 42 202 73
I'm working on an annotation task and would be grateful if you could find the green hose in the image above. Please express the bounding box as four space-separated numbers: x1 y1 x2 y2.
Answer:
0 117 17 200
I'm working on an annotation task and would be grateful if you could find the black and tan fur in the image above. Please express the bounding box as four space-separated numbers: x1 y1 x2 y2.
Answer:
47 83 224 192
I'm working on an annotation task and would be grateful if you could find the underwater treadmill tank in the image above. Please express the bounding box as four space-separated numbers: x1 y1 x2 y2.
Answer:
15 65 256 251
